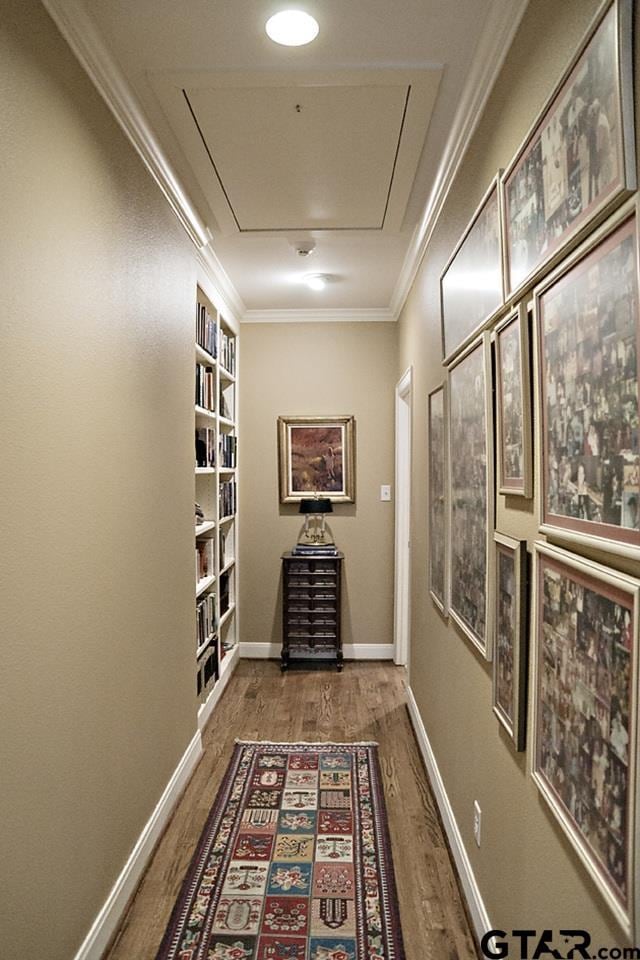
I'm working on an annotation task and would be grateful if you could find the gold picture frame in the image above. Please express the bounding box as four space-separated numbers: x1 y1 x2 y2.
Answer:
277 415 356 503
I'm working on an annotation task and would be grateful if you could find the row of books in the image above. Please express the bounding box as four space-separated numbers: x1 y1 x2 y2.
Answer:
196 593 217 653
219 480 236 519
219 434 237 468
196 539 214 583
196 642 218 700
220 329 236 376
196 363 215 411
195 427 216 468
196 303 217 358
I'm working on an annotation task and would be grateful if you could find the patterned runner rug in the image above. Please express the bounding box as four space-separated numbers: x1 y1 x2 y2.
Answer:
156 740 405 960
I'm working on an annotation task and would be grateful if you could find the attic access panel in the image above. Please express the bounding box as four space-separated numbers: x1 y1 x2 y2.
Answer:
153 68 442 234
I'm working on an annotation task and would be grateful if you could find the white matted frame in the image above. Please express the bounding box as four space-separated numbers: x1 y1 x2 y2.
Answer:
495 302 533 498
440 173 504 365
493 533 528 751
428 384 448 617
447 333 494 659
532 540 640 938
501 0 636 302
534 198 640 560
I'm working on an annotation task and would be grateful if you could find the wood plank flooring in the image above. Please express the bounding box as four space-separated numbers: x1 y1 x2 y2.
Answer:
105 661 479 960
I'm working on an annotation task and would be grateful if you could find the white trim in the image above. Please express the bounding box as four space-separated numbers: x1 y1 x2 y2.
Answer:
389 0 530 320
241 308 395 324
72 730 203 960
405 685 492 943
394 367 413 668
198 643 240 730
239 642 395 660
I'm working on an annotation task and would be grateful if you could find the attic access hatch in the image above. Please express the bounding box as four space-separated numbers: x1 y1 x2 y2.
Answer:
151 68 442 235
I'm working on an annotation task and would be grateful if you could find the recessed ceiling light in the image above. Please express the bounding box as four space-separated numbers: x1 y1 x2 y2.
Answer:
304 273 327 291
265 10 319 46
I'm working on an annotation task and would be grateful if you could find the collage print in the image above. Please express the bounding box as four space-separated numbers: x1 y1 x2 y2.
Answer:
540 216 639 539
428 387 446 610
497 315 525 487
505 3 621 293
449 341 489 649
537 558 633 905
495 546 517 728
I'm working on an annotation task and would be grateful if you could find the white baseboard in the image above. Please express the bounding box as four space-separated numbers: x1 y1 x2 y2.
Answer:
73 729 203 960
239 642 395 660
405 685 491 944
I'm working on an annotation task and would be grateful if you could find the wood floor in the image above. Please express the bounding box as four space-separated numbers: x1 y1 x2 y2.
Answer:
105 660 478 960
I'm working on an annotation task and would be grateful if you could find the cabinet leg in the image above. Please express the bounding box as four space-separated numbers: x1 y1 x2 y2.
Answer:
336 651 343 673
281 651 289 672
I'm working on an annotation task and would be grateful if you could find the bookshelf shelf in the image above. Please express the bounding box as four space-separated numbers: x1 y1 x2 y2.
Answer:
195 520 216 537
218 603 236 630
195 405 216 421
196 574 216 598
195 284 238 714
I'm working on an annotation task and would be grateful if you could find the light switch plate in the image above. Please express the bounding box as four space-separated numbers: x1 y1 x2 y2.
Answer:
380 485 391 501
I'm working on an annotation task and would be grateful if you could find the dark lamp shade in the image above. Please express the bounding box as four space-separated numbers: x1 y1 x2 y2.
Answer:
299 497 333 514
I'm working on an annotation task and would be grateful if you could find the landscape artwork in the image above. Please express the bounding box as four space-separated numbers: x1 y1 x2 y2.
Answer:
496 305 532 496
428 386 447 614
533 542 638 932
493 534 527 750
448 335 493 658
278 416 355 502
441 179 503 361
537 206 640 557
503 0 634 297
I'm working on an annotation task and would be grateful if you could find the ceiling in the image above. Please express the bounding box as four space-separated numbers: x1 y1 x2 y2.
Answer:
63 0 527 319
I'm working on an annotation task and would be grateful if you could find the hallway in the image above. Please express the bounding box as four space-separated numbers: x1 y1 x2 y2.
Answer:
106 662 478 960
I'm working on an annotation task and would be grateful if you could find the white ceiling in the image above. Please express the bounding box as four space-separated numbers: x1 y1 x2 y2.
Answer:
74 0 522 317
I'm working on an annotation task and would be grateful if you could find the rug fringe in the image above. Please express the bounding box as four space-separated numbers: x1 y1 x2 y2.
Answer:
234 738 379 747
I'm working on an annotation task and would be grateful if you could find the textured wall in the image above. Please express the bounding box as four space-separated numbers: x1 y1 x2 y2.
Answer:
0 1 197 956
239 322 397 650
399 0 639 946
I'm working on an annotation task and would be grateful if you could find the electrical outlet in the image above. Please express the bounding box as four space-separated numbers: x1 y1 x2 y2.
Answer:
380 484 392 501
473 801 482 847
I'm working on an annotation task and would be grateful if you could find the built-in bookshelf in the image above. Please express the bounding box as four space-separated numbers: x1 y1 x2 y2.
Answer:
195 286 238 726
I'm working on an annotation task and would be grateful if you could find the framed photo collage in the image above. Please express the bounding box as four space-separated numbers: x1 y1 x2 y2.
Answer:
427 0 640 936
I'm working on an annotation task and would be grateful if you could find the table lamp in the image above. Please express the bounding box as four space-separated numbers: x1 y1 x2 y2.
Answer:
298 497 334 545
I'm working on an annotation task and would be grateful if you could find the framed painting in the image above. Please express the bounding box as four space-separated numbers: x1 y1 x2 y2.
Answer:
277 415 355 503
502 0 635 300
495 302 533 498
447 333 494 659
440 175 504 363
532 540 640 937
493 533 528 751
428 385 448 616
535 199 640 559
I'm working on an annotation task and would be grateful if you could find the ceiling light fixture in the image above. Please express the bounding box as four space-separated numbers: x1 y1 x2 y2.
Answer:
265 10 320 46
304 273 327 291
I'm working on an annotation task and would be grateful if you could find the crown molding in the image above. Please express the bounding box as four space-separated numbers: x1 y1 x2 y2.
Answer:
242 307 395 324
41 0 246 326
389 0 530 320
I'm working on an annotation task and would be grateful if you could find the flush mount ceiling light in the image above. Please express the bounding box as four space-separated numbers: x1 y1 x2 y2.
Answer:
265 10 320 46
304 273 328 291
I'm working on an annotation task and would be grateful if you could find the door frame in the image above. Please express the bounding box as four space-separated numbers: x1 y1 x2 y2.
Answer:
394 366 413 668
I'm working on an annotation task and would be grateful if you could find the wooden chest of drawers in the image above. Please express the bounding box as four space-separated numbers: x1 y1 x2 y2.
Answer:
281 551 344 671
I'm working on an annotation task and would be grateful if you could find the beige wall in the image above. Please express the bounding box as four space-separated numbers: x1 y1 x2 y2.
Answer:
0 2 197 957
399 0 639 946
239 322 397 650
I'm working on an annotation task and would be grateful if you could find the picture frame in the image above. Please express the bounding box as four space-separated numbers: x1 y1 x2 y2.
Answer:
535 198 640 560
440 174 504 364
495 302 533 498
277 415 355 503
501 0 636 301
493 533 528 751
428 384 448 617
447 333 494 659
532 540 640 937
